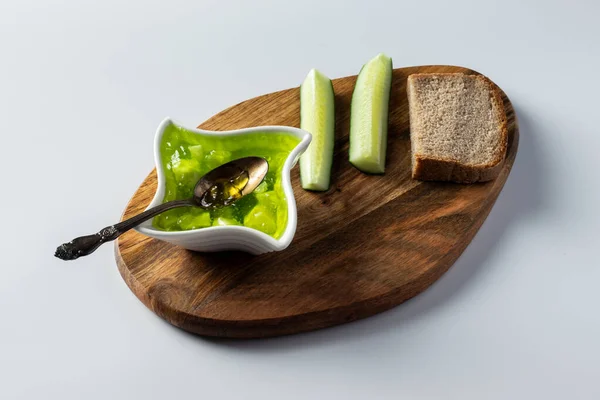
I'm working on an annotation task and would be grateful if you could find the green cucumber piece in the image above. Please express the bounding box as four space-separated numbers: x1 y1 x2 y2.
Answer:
349 53 393 174
299 68 335 191
255 191 279 213
188 144 204 160
253 181 268 194
172 159 201 186
204 149 232 170
177 212 212 230
212 217 237 226
244 205 277 235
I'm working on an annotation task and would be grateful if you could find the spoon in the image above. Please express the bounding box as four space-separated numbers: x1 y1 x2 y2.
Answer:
55 156 269 261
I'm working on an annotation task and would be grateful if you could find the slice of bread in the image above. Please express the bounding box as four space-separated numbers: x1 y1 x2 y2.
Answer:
407 73 508 183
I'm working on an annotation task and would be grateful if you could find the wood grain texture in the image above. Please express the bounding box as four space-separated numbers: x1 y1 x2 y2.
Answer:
115 65 518 338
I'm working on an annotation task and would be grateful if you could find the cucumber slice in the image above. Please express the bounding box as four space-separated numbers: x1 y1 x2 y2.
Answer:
299 68 335 191
349 53 393 174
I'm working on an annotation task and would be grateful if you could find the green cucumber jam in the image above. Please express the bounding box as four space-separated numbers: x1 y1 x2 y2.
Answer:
152 123 300 239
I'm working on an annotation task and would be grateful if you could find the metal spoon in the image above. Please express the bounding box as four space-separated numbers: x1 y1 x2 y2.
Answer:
55 156 269 261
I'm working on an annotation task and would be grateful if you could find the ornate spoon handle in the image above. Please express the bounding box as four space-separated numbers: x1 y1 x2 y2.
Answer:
55 199 194 260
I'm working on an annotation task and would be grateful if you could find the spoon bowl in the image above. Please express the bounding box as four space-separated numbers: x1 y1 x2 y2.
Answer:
194 157 269 209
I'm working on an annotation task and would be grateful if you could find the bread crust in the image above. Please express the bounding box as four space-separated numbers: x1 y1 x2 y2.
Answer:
407 73 508 183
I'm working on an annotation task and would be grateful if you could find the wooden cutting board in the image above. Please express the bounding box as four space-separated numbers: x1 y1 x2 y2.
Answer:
115 65 518 338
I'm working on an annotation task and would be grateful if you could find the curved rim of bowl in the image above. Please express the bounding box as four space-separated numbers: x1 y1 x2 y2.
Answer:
134 117 312 251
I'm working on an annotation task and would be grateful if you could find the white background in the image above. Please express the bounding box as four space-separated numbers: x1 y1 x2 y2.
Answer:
1 0 599 398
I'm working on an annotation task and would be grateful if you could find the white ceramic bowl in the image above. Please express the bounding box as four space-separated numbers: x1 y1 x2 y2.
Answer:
134 118 312 255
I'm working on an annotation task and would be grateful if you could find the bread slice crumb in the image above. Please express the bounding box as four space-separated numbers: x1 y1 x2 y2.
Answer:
407 73 508 183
